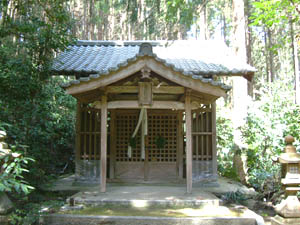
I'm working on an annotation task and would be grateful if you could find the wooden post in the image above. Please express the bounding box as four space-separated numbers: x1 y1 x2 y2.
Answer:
144 140 149 181
211 102 217 176
109 110 116 179
75 101 82 162
75 101 82 179
177 111 184 179
143 114 149 181
101 95 107 192
185 90 192 194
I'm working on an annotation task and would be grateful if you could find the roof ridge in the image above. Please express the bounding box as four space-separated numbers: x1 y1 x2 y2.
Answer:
76 40 168 47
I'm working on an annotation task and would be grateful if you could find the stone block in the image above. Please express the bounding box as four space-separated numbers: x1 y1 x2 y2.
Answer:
275 196 300 218
0 193 13 215
0 142 8 149
271 215 300 225
0 131 6 141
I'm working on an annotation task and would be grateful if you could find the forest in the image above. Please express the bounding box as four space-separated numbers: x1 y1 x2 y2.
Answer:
0 0 299 224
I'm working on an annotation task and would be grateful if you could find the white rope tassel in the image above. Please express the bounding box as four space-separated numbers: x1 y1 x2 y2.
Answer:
141 108 148 159
127 107 148 159
128 108 145 158
144 108 148 136
128 146 132 158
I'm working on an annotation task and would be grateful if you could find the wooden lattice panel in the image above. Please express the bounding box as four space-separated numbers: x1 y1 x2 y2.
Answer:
192 105 213 161
148 111 177 162
79 106 101 160
115 110 141 162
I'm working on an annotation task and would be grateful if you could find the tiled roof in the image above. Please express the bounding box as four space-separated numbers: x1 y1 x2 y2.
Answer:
52 40 255 91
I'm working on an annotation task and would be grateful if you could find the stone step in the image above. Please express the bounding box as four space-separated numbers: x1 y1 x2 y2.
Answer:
70 197 220 208
69 186 220 208
0 142 8 149
40 214 260 225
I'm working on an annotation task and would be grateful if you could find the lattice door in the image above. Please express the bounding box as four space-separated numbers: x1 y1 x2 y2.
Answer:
191 104 216 181
79 106 101 160
114 109 179 180
75 104 102 182
148 111 177 162
115 110 141 162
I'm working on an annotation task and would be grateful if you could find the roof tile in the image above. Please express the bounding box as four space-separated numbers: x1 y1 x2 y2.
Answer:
53 40 256 91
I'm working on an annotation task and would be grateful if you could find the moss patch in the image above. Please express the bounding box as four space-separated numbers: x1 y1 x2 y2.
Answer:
62 205 246 218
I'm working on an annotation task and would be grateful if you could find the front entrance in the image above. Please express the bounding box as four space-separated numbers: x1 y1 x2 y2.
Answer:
114 109 182 181
74 103 216 184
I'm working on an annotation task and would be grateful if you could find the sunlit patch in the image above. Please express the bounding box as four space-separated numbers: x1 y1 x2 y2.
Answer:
130 200 149 208
165 196 175 200
40 207 49 213
167 206 233 217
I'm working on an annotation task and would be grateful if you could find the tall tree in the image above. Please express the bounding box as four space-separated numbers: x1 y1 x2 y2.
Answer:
290 20 300 104
251 0 300 103
0 0 76 183
231 0 249 185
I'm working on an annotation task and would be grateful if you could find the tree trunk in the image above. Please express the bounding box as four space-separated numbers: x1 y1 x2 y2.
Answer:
89 0 95 40
199 4 207 40
245 0 254 97
290 20 300 104
263 28 269 84
222 13 227 43
232 0 249 185
83 0 89 39
267 28 275 82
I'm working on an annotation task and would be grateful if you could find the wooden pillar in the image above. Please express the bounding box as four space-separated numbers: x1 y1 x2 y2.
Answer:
144 140 149 181
143 113 149 181
109 110 116 179
75 101 82 162
185 91 192 194
177 111 183 179
101 95 107 192
211 102 217 176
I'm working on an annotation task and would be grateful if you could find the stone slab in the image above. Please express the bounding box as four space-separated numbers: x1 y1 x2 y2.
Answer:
0 193 13 215
40 214 258 225
0 215 9 225
68 185 220 207
271 215 300 225
43 175 257 198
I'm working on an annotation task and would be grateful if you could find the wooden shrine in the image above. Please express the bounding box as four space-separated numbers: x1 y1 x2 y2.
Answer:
53 40 255 193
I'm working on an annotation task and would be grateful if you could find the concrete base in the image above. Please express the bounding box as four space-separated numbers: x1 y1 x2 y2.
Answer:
43 175 258 198
271 215 300 225
40 181 264 225
0 215 9 225
0 193 13 215
275 195 300 218
68 185 220 207
40 214 259 225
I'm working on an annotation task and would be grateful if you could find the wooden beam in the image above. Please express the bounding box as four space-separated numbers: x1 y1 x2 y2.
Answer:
94 100 186 110
211 102 217 177
107 86 138 93
66 59 146 95
185 90 193 194
147 58 227 98
153 86 185 94
106 85 185 94
66 57 226 98
94 100 205 110
109 110 116 179
100 95 107 192
74 89 104 103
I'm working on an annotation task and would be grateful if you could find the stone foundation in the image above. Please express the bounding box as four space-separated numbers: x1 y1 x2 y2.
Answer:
271 215 300 225
75 160 101 184
192 160 217 183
